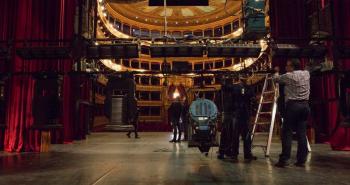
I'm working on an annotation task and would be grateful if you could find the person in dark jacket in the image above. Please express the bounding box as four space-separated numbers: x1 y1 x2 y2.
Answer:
218 77 236 159
168 97 183 142
126 96 140 139
181 99 189 141
218 76 257 162
230 78 257 162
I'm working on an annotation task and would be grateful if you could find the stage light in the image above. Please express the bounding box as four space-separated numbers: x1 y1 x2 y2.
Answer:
100 59 122 71
259 39 266 45
173 88 180 99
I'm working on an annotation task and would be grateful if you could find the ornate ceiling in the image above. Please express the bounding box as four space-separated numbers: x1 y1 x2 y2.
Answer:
105 0 241 30
97 0 266 74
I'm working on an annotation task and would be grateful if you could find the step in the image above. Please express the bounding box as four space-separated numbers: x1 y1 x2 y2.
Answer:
255 122 271 125
263 91 275 94
261 101 274 104
252 144 268 148
258 111 272 115
253 132 269 136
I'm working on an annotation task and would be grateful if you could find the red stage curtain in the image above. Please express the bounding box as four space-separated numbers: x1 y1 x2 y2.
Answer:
270 0 350 150
269 0 331 143
310 73 338 143
329 0 350 150
270 0 307 40
0 0 76 152
269 0 308 69
0 0 16 151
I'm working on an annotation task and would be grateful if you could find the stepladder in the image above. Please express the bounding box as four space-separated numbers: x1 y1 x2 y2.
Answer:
250 74 312 157
250 74 279 157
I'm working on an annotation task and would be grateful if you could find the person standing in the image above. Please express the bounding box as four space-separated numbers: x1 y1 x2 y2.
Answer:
273 58 310 167
168 97 183 142
231 78 257 162
181 99 189 141
218 77 256 162
217 77 236 159
126 96 140 139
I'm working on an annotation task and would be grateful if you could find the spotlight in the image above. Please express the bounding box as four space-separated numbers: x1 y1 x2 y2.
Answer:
173 88 180 99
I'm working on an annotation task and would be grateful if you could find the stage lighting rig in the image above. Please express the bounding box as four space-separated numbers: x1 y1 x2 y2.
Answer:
272 44 327 58
85 43 139 59
207 44 261 57
150 44 204 58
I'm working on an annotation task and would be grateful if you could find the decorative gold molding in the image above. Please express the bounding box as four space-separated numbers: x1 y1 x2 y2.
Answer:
104 3 240 32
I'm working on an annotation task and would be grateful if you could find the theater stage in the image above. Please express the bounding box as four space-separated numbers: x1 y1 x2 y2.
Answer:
0 132 349 185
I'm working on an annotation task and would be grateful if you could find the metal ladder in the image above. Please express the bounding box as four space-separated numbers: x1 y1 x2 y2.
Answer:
250 74 279 157
250 74 312 157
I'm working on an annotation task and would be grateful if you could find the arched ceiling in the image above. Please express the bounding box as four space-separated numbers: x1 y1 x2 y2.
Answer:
105 0 241 29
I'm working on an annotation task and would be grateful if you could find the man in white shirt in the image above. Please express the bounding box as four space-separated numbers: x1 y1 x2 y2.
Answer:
273 59 310 168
